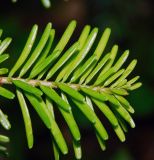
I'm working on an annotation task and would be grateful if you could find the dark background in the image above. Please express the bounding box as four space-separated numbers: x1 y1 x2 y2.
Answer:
0 0 154 159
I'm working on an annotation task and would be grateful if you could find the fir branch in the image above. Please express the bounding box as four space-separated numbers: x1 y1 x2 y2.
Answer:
0 20 142 160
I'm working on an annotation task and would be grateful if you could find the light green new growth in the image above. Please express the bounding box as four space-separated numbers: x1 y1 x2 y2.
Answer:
0 20 142 159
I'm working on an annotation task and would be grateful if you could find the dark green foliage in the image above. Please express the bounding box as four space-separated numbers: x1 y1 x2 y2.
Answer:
11 0 51 8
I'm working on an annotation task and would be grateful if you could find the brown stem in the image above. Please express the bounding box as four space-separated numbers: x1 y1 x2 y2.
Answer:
0 76 109 93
